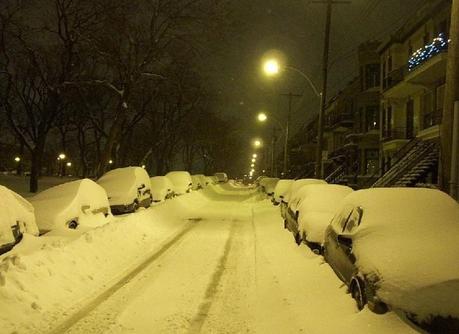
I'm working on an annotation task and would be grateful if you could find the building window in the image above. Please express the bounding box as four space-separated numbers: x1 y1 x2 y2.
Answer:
365 64 380 90
365 149 379 175
365 105 379 131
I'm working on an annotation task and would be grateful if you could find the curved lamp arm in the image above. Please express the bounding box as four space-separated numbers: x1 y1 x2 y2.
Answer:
286 65 321 98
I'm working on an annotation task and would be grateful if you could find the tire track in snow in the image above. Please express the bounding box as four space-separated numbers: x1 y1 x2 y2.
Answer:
48 221 198 334
187 220 237 333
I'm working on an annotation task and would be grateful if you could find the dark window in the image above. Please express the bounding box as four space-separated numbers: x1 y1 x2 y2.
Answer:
366 105 379 131
365 64 380 90
344 207 363 233
365 149 379 175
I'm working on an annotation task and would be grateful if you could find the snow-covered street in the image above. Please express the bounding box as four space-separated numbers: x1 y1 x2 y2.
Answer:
0 183 425 334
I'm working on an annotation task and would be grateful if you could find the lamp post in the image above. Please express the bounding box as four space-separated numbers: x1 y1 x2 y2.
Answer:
262 58 323 177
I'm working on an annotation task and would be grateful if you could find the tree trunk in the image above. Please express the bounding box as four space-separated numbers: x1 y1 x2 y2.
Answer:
29 136 46 193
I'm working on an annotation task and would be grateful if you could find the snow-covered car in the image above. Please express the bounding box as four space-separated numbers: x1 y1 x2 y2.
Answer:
165 171 192 195
214 172 228 183
191 174 206 190
259 177 279 196
150 176 175 202
272 179 293 205
0 186 39 254
98 167 152 214
323 188 459 332
30 179 111 233
281 178 327 223
296 184 353 253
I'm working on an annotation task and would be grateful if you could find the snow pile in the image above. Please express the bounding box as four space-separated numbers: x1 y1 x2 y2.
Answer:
297 184 353 244
0 186 39 247
150 176 174 201
97 167 151 206
29 179 112 233
165 171 192 195
272 179 293 203
0 190 217 334
338 188 459 321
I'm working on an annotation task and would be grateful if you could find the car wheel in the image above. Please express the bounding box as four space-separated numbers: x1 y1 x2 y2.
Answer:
68 220 78 229
351 278 367 311
294 232 302 246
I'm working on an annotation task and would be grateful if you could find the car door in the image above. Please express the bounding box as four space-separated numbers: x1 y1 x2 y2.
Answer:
325 205 353 282
334 207 363 285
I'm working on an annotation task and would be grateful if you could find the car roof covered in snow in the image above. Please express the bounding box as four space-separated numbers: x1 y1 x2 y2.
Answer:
98 167 151 201
150 176 174 191
166 171 192 185
30 179 110 231
273 179 294 201
285 178 328 203
297 184 353 214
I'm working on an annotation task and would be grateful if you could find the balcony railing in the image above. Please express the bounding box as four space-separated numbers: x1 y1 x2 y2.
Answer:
382 66 406 92
382 127 410 142
422 111 442 129
408 33 449 72
325 113 353 129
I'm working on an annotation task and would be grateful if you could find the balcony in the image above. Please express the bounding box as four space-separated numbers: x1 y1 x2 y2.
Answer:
405 33 449 85
325 113 353 132
382 127 411 142
383 66 420 99
423 111 442 130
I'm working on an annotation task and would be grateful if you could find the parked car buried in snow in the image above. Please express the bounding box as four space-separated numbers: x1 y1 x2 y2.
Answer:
296 184 353 253
281 178 327 227
259 177 280 196
214 172 228 183
98 167 152 214
0 186 39 255
272 179 293 206
323 188 459 332
150 176 175 202
191 174 206 190
29 179 112 233
165 171 192 195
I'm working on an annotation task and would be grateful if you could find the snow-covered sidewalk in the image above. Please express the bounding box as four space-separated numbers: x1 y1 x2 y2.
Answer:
0 186 422 333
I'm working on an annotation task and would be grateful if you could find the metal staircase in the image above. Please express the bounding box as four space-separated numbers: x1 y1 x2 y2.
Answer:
372 139 438 188
325 164 345 184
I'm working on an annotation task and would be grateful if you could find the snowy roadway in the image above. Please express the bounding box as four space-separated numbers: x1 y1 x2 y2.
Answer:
1 184 424 333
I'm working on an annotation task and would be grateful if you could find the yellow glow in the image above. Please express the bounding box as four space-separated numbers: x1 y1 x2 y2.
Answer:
14 156 20 162
253 154 257 158
257 113 267 122
66 162 72 167
254 140 262 148
263 59 280 76
108 159 113 164
251 158 256 163
58 153 66 160
251 163 255 168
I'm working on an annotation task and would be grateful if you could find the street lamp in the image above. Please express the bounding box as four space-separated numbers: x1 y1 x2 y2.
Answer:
14 156 21 162
251 163 255 168
66 162 72 167
253 139 262 148
251 158 256 163
252 154 257 158
261 57 324 177
58 153 66 160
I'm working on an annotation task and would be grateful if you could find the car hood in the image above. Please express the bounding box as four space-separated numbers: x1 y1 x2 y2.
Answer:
354 227 459 320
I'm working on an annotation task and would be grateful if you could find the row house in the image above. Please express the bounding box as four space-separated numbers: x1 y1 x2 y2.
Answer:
375 0 451 187
322 41 381 188
288 116 318 178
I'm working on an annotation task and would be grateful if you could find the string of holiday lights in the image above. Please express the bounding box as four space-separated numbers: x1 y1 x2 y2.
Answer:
408 33 450 71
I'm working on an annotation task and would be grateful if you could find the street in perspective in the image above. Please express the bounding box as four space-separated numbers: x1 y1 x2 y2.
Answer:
1 0 459 333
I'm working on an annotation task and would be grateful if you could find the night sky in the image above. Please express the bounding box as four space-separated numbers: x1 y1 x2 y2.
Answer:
201 0 426 175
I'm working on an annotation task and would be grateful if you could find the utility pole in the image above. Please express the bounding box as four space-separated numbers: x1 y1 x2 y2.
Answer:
312 0 351 179
442 0 459 197
280 92 302 176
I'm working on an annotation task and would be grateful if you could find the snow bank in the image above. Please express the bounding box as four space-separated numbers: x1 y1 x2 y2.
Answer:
297 184 353 244
97 167 151 206
29 179 111 233
336 188 459 320
0 190 216 334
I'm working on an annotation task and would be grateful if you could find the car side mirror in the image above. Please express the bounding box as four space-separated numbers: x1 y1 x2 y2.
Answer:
81 205 90 213
337 234 353 248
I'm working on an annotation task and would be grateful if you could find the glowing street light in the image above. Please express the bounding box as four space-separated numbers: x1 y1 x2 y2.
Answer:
58 153 66 160
253 139 262 148
263 59 280 76
251 163 255 168
66 162 72 167
252 154 257 158
14 156 21 162
251 158 256 163
257 112 268 122
108 159 113 165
